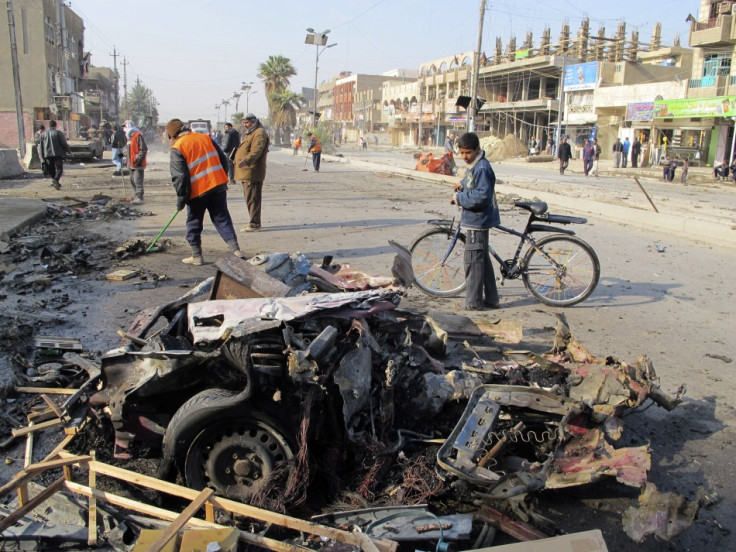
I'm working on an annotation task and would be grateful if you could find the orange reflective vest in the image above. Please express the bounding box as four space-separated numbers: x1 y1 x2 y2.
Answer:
294 137 302 148
172 133 228 199
129 131 147 168
308 136 322 153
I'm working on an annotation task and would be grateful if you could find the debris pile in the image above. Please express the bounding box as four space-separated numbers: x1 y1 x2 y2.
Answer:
0 250 703 550
486 134 529 162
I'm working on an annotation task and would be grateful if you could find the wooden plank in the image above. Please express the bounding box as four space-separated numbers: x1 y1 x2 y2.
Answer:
28 408 58 423
88 451 97 546
25 455 92 475
11 418 62 437
0 477 65 533
24 423 34 468
58 453 395 552
64 481 312 552
205 501 215 523
146 488 215 552
40 394 64 418
17 483 29 507
43 433 76 461
15 386 78 395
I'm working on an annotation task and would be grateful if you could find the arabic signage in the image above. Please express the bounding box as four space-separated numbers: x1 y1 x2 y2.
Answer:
626 102 654 122
654 96 736 118
564 62 599 91
515 49 530 60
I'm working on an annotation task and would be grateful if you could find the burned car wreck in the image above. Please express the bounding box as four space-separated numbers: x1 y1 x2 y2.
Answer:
82 249 690 544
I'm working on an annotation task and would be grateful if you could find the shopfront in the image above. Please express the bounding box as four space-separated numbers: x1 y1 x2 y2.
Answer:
653 97 736 166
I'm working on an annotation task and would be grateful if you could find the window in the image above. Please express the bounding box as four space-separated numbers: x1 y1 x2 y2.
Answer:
45 16 54 45
704 52 731 78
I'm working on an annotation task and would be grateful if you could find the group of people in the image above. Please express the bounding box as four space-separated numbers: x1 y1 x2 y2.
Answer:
661 155 689 183
556 135 645 176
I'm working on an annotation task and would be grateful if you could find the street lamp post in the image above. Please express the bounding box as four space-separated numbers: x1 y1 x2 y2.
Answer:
215 104 221 125
305 28 337 128
222 99 230 125
241 82 257 114
233 92 242 113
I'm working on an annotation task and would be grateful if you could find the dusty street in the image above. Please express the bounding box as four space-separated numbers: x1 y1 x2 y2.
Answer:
1 147 735 551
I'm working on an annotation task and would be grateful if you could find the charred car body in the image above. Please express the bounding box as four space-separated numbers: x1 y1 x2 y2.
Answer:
86 250 688 539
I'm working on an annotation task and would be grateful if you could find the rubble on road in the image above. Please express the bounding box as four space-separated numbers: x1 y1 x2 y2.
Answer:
0 248 701 550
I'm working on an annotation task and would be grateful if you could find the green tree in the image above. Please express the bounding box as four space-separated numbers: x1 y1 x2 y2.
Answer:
121 78 158 127
270 89 303 145
258 55 296 121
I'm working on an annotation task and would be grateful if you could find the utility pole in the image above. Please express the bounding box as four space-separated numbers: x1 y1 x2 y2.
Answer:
6 0 26 157
468 0 486 132
110 46 120 121
121 56 129 120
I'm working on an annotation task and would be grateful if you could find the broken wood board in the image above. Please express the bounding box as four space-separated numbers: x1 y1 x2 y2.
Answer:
106 269 139 281
427 310 523 343
15 386 78 395
473 529 608 551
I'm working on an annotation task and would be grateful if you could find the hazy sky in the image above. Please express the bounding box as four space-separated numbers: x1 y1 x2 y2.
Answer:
70 0 694 123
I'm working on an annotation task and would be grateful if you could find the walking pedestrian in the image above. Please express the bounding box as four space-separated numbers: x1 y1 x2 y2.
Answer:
449 132 501 311
307 131 322 172
293 135 302 156
123 120 148 204
166 118 242 265
234 113 269 232
111 124 127 176
612 138 623 168
40 120 72 190
592 138 601 177
558 136 572 175
34 125 48 177
622 137 631 168
582 139 595 176
221 122 240 184
681 158 689 184
631 137 641 168
663 154 673 181
445 132 457 174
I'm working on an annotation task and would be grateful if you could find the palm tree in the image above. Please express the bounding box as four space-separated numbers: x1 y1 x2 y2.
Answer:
270 90 303 145
258 55 296 120
121 78 158 127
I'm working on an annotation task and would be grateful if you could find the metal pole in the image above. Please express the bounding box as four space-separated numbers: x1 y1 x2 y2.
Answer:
6 0 26 157
313 46 319 128
468 0 486 132
730 118 736 165
555 55 566 159
418 85 423 147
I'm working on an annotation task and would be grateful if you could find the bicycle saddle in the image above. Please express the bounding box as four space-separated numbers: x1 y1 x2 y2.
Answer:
515 201 548 215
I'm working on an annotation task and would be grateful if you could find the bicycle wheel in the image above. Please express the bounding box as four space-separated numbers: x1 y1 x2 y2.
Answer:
522 234 600 307
410 228 466 297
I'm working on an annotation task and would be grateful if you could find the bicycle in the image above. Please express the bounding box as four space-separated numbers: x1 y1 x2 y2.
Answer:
409 201 600 307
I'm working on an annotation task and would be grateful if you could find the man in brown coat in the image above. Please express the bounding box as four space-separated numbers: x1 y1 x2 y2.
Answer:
234 113 269 232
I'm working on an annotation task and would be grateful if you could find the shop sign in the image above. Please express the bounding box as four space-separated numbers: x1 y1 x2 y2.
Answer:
563 62 599 91
515 49 530 60
653 96 736 118
626 102 654 122
446 115 467 122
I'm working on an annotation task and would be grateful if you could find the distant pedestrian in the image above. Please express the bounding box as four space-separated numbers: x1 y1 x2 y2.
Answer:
444 132 457 174
663 155 673 181
123 120 148 204
631 137 641 168
293 135 302 156
307 131 322 172
612 138 623 168
360 134 367 150
622 137 630 168
111 124 127 176
582 139 594 176
668 156 678 182
592 138 601 177
558 136 572 175
34 125 48 176
681 158 689 184
40 120 72 190
221 122 240 184
166 118 242 265
714 160 729 181
234 113 269 232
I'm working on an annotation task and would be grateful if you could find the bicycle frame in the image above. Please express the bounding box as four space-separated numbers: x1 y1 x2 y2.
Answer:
431 208 583 281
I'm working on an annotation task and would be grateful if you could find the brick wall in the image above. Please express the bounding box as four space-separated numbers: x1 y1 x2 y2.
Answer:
0 111 33 150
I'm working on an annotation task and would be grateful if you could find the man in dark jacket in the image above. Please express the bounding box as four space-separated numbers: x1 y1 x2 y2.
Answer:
220 123 240 184
167 118 242 265
41 120 72 190
631 138 642 168
450 132 501 311
111 124 127 176
558 136 572 175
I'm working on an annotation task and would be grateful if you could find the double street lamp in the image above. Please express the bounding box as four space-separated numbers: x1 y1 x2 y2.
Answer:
241 81 257 114
305 28 337 128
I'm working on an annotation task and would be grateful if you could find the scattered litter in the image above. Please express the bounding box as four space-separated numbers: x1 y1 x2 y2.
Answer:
106 269 139 281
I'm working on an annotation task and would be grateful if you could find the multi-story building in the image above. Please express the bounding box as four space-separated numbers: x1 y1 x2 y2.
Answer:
0 0 87 149
681 0 736 165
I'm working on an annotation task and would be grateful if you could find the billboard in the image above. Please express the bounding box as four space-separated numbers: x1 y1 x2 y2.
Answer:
626 102 654 122
653 96 736 118
564 62 599 91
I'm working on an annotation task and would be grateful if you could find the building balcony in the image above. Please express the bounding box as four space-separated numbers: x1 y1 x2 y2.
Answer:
688 15 736 47
688 75 730 97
